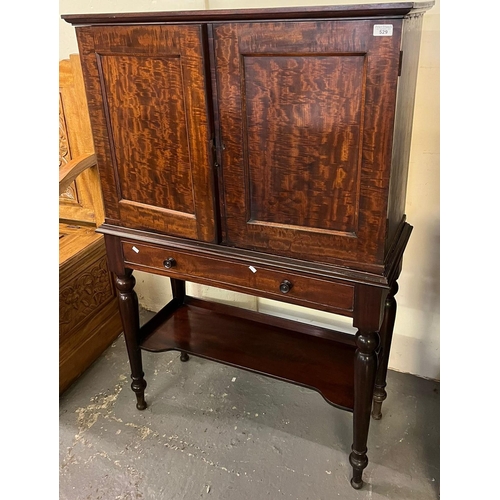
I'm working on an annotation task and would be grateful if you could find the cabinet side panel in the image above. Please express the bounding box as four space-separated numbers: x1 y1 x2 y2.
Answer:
386 15 425 250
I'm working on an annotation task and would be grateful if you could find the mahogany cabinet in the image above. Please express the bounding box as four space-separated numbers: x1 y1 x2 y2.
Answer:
63 2 433 489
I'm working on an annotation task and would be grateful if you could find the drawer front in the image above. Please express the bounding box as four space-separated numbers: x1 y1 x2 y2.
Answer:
122 241 354 315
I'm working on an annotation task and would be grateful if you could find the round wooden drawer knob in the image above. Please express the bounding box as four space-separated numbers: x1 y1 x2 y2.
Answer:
163 257 176 269
279 280 293 294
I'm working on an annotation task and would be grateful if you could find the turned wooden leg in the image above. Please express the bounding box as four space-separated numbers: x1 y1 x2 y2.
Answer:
372 281 399 420
115 270 147 410
349 329 379 489
170 277 189 362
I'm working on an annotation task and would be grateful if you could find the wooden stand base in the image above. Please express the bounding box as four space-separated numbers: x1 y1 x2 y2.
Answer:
103 224 410 489
140 296 357 411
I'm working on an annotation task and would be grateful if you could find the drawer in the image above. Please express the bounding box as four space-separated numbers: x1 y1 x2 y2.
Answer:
122 241 354 314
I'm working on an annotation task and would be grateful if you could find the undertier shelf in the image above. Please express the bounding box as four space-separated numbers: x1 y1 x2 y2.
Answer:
140 297 357 411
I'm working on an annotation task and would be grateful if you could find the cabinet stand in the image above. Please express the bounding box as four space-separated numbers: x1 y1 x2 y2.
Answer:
103 223 409 489
63 2 433 489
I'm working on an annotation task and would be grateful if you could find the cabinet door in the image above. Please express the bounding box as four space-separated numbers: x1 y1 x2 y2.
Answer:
77 25 217 242
214 20 401 269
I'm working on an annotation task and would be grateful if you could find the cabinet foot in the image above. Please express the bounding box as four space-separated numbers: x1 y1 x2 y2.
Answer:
371 401 383 420
132 375 148 410
180 351 190 362
349 448 368 489
350 478 363 490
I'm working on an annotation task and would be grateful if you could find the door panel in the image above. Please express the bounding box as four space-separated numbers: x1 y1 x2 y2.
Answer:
244 54 364 233
99 54 195 214
78 25 217 242
214 20 402 267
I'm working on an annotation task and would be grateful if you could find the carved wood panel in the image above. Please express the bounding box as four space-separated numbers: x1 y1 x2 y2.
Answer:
59 55 103 225
59 93 78 202
59 253 115 339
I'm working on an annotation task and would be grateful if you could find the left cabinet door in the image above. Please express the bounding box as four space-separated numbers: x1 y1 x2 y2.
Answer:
77 25 217 242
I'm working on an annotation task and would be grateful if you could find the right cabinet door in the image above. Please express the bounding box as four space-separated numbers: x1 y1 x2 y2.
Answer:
214 20 402 269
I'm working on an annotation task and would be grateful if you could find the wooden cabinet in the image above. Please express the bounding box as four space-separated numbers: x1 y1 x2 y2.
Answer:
64 2 433 489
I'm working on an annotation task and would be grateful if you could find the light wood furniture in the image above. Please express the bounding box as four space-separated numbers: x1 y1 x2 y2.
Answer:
63 2 433 488
59 55 122 394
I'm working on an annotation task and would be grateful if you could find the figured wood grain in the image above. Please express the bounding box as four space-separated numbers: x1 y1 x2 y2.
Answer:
99 54 195 213
77 25 217 241
215 20 401 268
243 54 364 233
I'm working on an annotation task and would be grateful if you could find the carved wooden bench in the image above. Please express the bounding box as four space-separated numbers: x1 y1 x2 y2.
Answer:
59 54 123 394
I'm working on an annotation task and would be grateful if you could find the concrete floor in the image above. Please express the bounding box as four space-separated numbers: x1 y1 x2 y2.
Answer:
60 311 439 500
